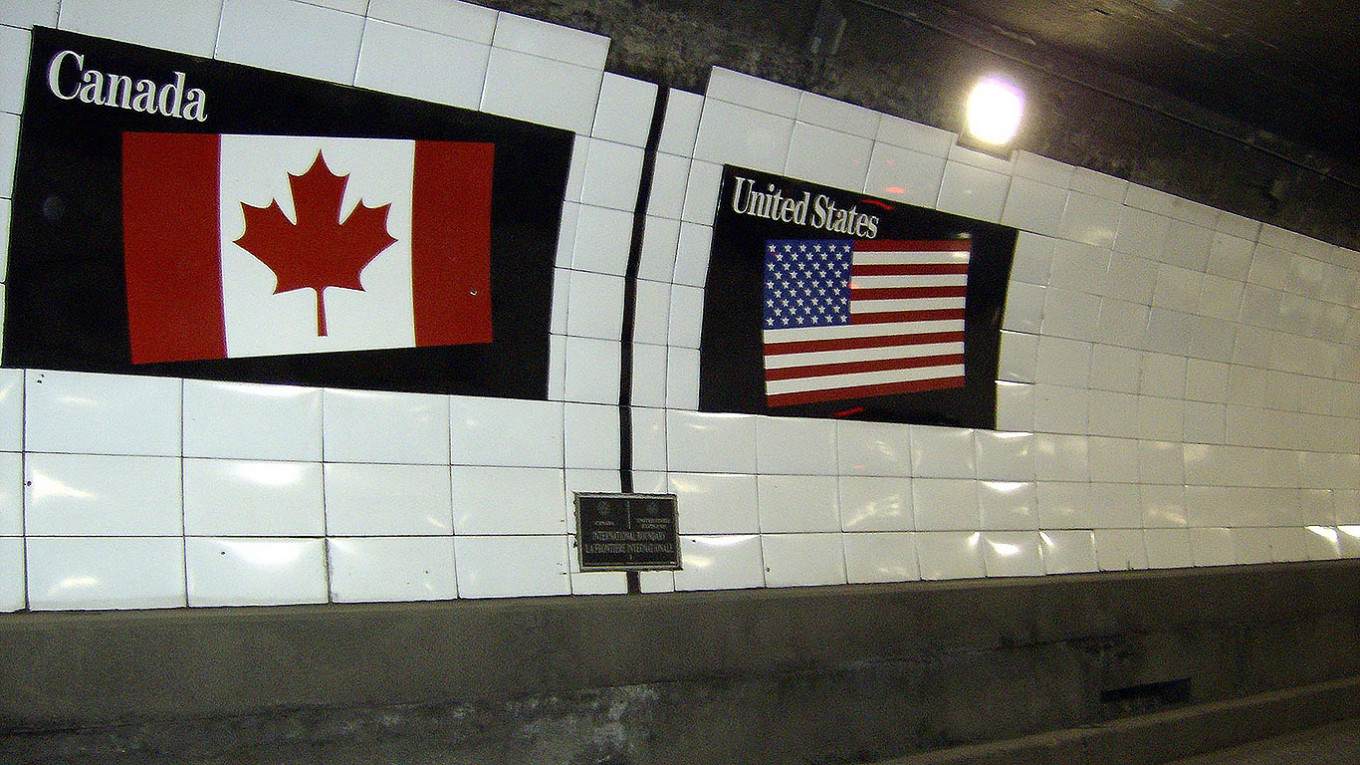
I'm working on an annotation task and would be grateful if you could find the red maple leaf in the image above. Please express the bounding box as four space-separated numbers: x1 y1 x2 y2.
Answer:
234 151 397 337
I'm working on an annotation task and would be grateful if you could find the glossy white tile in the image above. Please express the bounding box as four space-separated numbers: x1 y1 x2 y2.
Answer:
672 223 713 288
491 12 608 70
326 462 453 536
28 536 185 610
563 403 619 469
328 537 457 603
1001 176 1067 237
449 396 562 467
454 535 571 598
1094 528 1149 571
1032 433 1088 482
0 113 16 198
1060 191 1119 248
667 410 756 473
0 368 19 452
1001 281 1045 334
909 425 975 478
784 122 872 191
1040 530 1097 574
998 330 1038 383
183 379 320 461
567 549 629 596
355 19 488 109
843 531 919 583
657 90 704 156
580 140 645 212
757 475 839 533
912 479 980 531
1089 482 1144 529
756 416 837 475
797 92 879 138
995 381 1036 432
762 533 846 588
452 465 565 535
566 269 626 340
983 531 1044 577
915 531 985 580
1144 527 1194 568
0 453 19 537
705 68 800 116
59 0 222 57
838 476 912 532
217 0 363 84
571 199 633 275
936 161 1009 222
367 0 497 42
27 370 180 457
693 100 794 174
24 453 181 536
836 420 912 477
673 534 764 591
480 47 601 135
979 481 1038 531
669 473 758 534
186 537 328 607
0 536 22 612
323 389 449 464
1 0 58 27
0 26 29 117
875 115 954 156
592 74 657 147
1086 436 1139 483
637 217 681 282
647 153 691 220
975 431 1034 481
863 143 947 209
184 459 323 537
1036 482 1092 530
666 347 701 410
1305 525 1342 561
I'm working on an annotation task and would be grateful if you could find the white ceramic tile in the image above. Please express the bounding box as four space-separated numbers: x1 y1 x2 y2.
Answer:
452 465 564 535
657 89 704 157
26 370 180 456
1010 232 1056 286
673 534 764 591
367 0 496 42
547 334 567 401
1230 527 1273 565
480 47 601 135
936 161 1009 222
323 389 449 464
1041 288 1101 341
876 115 953 156
681 158 725 225
1186 527 1234 567
1013 151 1075 188
563 403 619 469
1060 191 1119 248
647 153 691 220
0 453 19 536
1114 207 1170 257
1305 525 1342 561
667 410 756 473
909 426 975 478
1341 526 1360 558
705 68 799 116
627 407 666 474
0 198 10 281
0 537 23 612
797 92 878 138
1069 167 1127 200
979 481 1037 531
449 396 562 467
756 416 836 475
1001 281 1045 334
183 379 320 461
693 100 794 174
571 204 633 275
0 368 20 452
863 143 947 208
1086 436 1139 483
757 475 839 533
948 143 1013 173
59 0 222 57
672 222 713 288
844 531 919 583
1033 433 1088 482
567 551 629 596
1094 529 1148 571
784 122 872 190
217 0 363 84
762 533 846 587
1103 251 1158 306
631 343 668 410
566 270 625 340
982 531 1044 577
454 530 571 596
632 278 671 346
326 462 453 536
1144 528 1193 568
1040 530 1097 574
27 537 185 610
0 113 16 198
638 570 676 593
0 26 29 116
669 472 758 534
1034 335 1091 387
492 12 608 70
580 140 645 212
24 453 181 536
1300 490 1337 526
1086 389 1139 438
355 19 489 109
836 420 911 477
0 0 59 27
328 537 457 603
995 381 1035 433
916 531 985 580
184 459 324 536
186 537 327 607
592 74 657 147
975 431 1034 480
1090 482 1143 529
912 478 980 531
1001 177 1067 237
838 476 912 532
666 347 701 410
1143 484 1188 528
1037 482 1092 529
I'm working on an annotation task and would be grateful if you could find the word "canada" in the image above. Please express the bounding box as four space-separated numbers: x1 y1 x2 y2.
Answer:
47 49 207 122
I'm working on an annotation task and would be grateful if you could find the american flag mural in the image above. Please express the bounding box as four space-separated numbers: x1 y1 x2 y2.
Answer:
762 239 972 407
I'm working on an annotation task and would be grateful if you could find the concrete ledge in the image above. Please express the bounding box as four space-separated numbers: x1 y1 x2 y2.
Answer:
878 675 1360 765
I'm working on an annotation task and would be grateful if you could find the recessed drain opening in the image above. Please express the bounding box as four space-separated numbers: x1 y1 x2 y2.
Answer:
1099 678 1192 720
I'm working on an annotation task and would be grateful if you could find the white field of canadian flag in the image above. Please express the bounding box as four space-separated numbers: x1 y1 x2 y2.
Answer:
122 133 494 364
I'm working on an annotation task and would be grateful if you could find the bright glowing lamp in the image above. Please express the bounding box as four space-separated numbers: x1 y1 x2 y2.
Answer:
965 76 1025 148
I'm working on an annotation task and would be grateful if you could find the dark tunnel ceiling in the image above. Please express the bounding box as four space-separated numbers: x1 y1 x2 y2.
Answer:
882 0 1360 168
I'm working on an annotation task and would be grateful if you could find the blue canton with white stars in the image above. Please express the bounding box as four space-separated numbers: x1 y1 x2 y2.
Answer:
763 240 853 330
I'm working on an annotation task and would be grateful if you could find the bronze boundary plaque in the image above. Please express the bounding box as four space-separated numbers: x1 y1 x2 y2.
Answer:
574 492 680 572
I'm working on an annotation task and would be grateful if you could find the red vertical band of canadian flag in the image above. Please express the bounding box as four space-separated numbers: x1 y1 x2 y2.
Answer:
122 132 495 364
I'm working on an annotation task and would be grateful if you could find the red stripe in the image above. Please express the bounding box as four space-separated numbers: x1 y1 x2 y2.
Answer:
765 353 964 381
851 285 966 300
122 133 227 364
853 239 972 253
765 331 965 355
412 141 495 346
854 263 970 276
767 376 966 407
852 308 966 324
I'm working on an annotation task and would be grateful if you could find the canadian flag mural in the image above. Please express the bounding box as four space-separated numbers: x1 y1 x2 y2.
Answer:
123 133 494 364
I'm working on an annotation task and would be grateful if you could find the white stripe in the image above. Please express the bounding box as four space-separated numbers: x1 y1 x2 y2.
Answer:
763 319 964 342
764 341 964 369
766 364 966 395
853 251 971 266
851 296 965 313
851 274 969 289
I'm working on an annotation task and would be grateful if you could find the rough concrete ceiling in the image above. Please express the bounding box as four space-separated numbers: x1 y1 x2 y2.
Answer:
882 0 1360 167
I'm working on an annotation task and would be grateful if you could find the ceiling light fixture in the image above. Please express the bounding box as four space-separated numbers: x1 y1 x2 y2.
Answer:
963 76 1025 153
